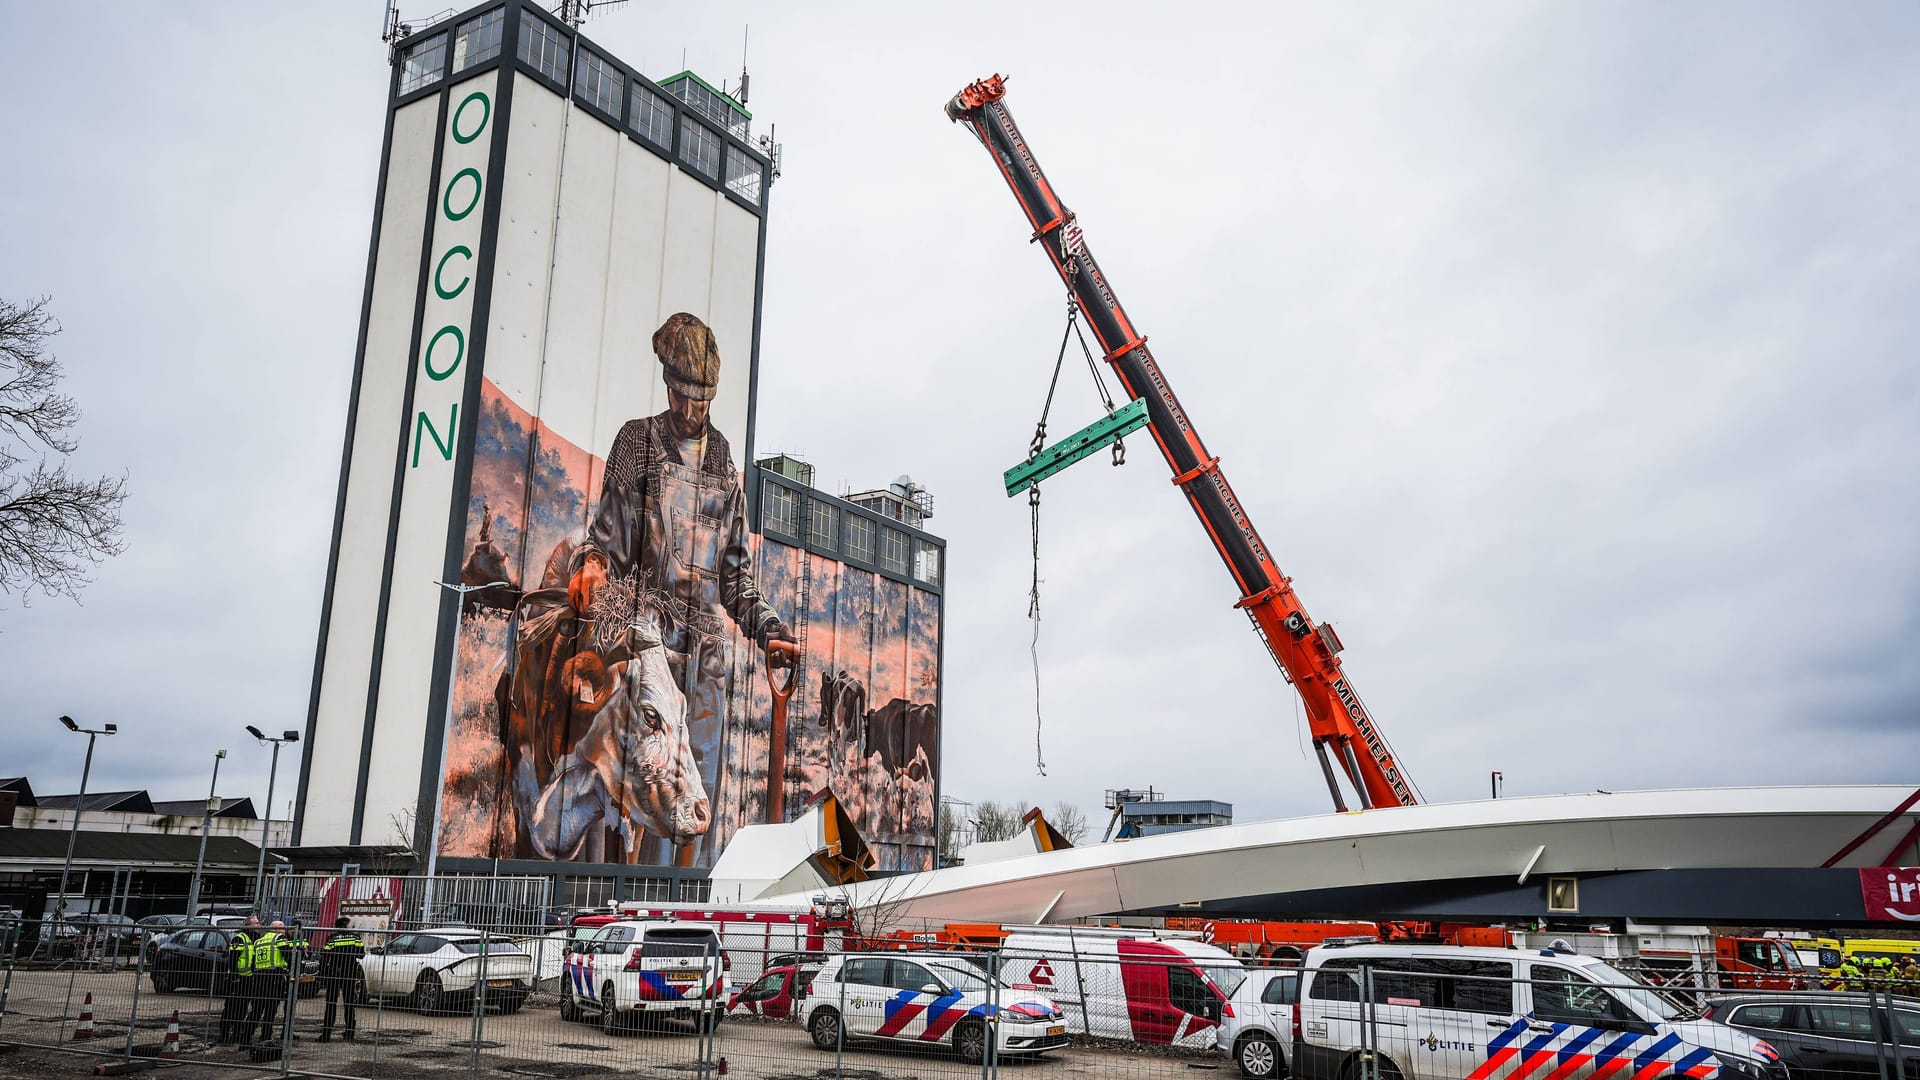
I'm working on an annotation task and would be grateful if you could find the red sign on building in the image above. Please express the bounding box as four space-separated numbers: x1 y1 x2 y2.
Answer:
1860 867 1920 922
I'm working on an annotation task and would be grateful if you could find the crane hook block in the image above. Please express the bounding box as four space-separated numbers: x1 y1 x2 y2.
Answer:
1004 398 1150 497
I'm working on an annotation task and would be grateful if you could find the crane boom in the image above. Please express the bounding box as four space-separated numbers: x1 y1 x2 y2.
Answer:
947 75 1417 811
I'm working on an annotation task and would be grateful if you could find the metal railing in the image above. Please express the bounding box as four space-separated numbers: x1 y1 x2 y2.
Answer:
9 899 1914 1080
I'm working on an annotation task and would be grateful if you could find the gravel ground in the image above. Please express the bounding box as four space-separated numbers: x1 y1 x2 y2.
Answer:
0 969 1233 1080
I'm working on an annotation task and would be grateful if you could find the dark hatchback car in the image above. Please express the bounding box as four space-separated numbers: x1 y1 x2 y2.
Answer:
1706 993 1920 1080
151 926 243 993
151 927 320 998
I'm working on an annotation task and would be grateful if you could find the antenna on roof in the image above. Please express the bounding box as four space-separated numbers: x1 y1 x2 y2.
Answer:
380 0 408 45
738 25 750 104
556 0 628 29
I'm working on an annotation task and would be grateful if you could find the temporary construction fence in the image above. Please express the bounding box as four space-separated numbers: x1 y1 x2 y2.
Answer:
4 911 1918 1080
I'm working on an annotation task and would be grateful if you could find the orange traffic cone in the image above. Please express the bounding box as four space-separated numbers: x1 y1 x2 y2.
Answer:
73 992 95 1040
160 1011 181 1058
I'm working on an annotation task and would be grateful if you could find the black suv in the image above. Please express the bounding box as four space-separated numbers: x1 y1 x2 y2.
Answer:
1706 993 1920 1080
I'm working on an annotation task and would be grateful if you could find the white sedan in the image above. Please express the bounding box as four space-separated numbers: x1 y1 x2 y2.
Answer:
359 929 534 1014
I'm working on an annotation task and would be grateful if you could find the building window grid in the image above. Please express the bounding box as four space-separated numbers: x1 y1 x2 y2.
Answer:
630 81 673 148
665 78 749 139
679 118 720 180
725 150 763 206
912 540 942 587
399 32 448 95
574 48 622 118
879 527 910 574
452 9 504 72
626 877 672 903
677 878 712 902
516 10 568 85
762 479 799 537
808 499 839 550
844 513 876 564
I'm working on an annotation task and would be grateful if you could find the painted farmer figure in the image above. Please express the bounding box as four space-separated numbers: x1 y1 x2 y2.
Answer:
568 311 794 863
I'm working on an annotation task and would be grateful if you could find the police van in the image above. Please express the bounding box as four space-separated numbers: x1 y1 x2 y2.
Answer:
558 919 724 1034
798 952 1070 1064
1293 943 1785 1080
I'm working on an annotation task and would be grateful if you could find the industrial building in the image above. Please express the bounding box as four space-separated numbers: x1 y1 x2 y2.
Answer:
0 778 280 921
293 0 943 899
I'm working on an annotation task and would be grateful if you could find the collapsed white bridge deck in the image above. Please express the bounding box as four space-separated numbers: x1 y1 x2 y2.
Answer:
721 785 1918 924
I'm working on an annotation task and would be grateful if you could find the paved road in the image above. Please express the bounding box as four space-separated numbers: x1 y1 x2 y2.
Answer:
0 969 1226 1079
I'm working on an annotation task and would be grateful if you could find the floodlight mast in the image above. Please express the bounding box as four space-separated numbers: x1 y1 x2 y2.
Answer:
945 75 1419 812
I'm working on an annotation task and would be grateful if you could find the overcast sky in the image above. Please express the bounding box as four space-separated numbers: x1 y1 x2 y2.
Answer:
2 2 1915 839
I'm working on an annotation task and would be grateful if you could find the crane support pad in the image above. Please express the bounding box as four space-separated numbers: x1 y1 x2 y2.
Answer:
1004 398 1150 497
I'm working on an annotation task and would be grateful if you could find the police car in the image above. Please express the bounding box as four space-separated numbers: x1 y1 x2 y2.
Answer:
797 952 1070 1064
559 919 725 1035
1293 943 1785 1080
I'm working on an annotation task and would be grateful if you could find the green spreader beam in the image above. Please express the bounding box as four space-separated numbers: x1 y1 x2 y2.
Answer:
1004 397 1151 497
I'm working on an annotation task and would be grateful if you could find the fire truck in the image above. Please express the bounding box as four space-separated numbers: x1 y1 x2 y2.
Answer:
567 898 855 989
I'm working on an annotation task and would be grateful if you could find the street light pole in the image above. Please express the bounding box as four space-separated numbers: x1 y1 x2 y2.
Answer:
53 716 117 920
185 749 227 918
245 728 299 916
422 579 507 925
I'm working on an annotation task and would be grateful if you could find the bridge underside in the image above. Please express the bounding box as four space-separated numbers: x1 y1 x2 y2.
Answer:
1137 867 1880 929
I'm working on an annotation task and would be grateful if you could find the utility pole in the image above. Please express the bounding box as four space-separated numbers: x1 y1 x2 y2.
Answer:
245 728 299 915
186 749 227 918
53 716 117 919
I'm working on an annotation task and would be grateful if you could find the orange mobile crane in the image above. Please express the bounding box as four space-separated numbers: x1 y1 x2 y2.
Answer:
947 76 1417 812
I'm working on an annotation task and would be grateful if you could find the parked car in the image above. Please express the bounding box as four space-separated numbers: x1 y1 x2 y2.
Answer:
729 962 820 1020
359 929 532 1014
1220 967 1298 1078
66 913 141 955
151 927 243 994
799 952 1070 1064
1293 943 1787 1080
151 924 322 998
144 915 249 963
1706 992 1920 1080
559 920 725 1034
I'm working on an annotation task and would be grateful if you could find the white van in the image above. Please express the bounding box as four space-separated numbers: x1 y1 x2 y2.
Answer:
995 926 1248 1049
1293 944 1785 1080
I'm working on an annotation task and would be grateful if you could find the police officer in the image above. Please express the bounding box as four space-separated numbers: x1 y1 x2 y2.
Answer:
218 919 258 1045
246 919 292 1046
318 918 364 1042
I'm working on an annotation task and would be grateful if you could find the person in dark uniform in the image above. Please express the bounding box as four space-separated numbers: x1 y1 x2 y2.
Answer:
217 920 257 1045
245 920 291 1046
318 918 364 1042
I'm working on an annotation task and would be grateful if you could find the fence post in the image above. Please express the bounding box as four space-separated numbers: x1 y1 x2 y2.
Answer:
1360 962 1377 1080
0 918 18 1035
1891 982 1910 1080
468 929 489 1080
835 956 847 1079
124 936 149 1063
279 931 301 1078
983 950 999 1080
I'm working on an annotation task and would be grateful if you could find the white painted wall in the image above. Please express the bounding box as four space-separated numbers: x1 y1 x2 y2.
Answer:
363 69 501 843
302 95 440 846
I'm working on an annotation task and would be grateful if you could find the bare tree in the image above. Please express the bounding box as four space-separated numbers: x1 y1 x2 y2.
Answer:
1049 800 1091 846
972 799 1022 843
388 804 451 855
0 297 127 601
937 799 971 867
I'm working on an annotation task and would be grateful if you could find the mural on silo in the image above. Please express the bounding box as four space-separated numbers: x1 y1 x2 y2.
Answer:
437 318 939 871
